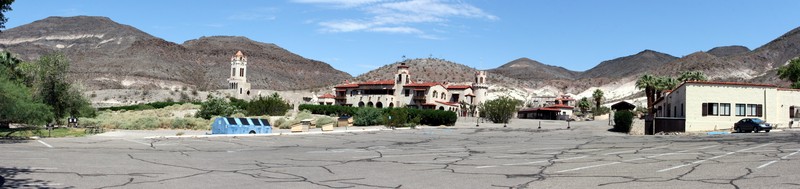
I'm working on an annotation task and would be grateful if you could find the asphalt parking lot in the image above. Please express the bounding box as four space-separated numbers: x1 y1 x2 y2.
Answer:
2 120 800 188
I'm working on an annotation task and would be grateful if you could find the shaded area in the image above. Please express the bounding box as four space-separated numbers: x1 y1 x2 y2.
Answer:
0 167 72 189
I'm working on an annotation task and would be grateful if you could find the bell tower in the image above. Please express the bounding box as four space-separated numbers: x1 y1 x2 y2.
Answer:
472 71 489 116
227 51 251 97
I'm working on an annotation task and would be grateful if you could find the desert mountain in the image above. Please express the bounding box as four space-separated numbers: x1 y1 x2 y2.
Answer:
580 50 678 79
488 58 578 80
0 16 351 90
706 45 750 57
354 58 529 87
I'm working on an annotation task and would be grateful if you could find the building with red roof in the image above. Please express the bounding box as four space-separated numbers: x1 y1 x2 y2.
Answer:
328 62 489 116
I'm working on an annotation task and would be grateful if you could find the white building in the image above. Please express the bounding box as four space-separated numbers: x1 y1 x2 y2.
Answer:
654 81 800 132
328 63 487 116
227 51 251 98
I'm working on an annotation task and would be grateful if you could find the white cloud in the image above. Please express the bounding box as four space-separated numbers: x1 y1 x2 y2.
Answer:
292 0 384 8
294 0 497 39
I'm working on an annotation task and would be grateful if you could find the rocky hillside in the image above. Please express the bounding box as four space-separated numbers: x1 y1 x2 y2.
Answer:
0 16 351 90
706 45 750 57
580 50 678 79
488 58 578 80
353 58 531 87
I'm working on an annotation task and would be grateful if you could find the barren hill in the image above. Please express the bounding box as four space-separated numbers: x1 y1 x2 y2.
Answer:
0 16 351 90
488 58 578 80
580 50 677 79
706 45 750 57
354 58 530 87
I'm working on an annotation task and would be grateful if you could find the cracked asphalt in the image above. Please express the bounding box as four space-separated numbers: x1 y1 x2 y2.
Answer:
3 120 800 189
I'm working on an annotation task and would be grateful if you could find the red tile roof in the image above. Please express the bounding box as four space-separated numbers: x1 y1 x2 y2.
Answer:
778 88 800 91
546 104 574 109
446 85 471 89
334 83 359 88
360 80 395 85
519 107 561 112
436 101 460 106
318 93 335 99
404 82 441 87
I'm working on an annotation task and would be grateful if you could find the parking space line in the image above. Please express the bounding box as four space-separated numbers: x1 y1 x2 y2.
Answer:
554 145 718 173
757 149 800 169
123 138 152 146
476 156 587 169
658 143 772 172
603 145 670 155
36 140 53 148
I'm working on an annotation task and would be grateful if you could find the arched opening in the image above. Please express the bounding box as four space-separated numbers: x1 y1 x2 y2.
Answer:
367 102 374 107
389 103 394 108
438 106 445 111
376 102 383 108
246 90 250 95
358 101 365 107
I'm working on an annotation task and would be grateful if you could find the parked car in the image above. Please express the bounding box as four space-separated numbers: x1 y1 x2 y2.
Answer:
734 118 772 133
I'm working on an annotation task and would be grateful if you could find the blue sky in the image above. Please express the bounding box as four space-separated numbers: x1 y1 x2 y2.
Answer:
5 0 800 76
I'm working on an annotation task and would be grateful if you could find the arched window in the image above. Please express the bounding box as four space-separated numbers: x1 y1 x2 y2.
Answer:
358 101 365 107
433 91 438 98
480 77 484 84
376 102 383 108
389 103 394 108
367 102 374 107
438 106 445 111
397 74 402 84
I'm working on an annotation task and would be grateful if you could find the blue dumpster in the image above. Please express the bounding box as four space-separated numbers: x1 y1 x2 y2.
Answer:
211 117 272 134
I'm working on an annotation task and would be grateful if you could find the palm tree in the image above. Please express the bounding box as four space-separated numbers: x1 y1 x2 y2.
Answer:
636 74 658 115
655 77 678 99
678 71 707 82
592 89 604 110
578 97 591 115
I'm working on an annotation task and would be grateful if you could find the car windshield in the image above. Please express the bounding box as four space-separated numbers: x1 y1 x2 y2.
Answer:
750 118 764 123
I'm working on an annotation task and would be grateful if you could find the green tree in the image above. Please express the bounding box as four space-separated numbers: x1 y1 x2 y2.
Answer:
32 52 94 120
246 93 290 116
655 77 678 99
480 96 520 124
592 89 604 110
353 107 383 126
0 76 54 128
777 58 800 89
577 97 591 115
677 71 707 82
613 110 634 133
636 74 658 116
0 0 13 30
196 96 236 119
0 51 24 83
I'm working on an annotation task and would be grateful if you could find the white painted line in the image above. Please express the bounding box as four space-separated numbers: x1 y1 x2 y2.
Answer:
36 140 52 148
782 149 800 159
657 143 772 172
30 167 58 170
757 149 800 169
124 138 152 146
757 160 779 169
552 145 717 173
603 145 670 155
476 156 587 169
556 162 622 173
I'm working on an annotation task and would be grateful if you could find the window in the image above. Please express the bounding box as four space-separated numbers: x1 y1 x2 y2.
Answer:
433 91 438 98
736 104 746 116
397 74 402 84
225 118 237 125
681 103 684 117
232 68 235 77
720 103 731 116
239 68 245 77
404 89 410 97
351 90 358 96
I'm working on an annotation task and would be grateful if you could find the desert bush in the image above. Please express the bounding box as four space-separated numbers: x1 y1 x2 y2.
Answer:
316 116 336 126
275 117 287 129
299 104 456 126
593 106 611 116
479 96 520 124
613 110 634 133
246 93 290 116
353 107 383 126
196 96 236 119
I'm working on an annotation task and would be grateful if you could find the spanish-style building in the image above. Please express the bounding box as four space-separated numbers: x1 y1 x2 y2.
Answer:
227 51 251 98
653 81 800 133
319 63 488 116
517 94 576 120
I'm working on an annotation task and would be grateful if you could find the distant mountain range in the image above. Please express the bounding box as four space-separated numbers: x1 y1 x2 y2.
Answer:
1 16 799 102
0 16 351 90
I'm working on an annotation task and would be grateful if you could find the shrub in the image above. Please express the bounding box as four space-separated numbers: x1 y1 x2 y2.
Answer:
275 117 288 129
353 107 383 126
383 108 409 127
246 93 290 116
171 118 190 129
316 116 335 126
196 96 236 119
480 96 520 124
130 117 159 130
280 118 299 129
299 104 456 126
614 110 634 133
593 106 611 116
